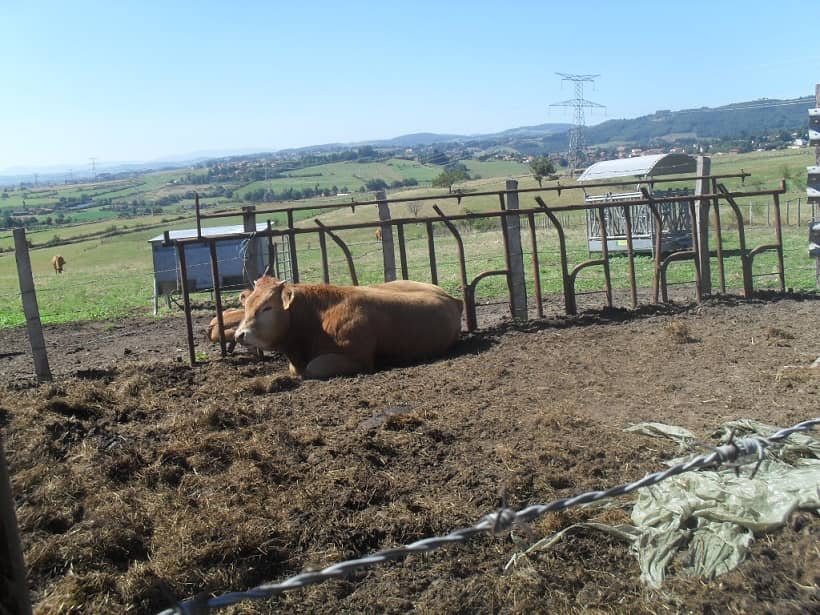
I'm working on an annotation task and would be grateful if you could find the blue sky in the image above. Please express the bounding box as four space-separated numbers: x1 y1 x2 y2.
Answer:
1 0 817 171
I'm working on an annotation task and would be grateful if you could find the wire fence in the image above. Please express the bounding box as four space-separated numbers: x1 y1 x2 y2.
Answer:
156 417 820 615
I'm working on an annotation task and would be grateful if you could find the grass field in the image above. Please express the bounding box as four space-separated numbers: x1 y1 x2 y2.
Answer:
0 150 816 328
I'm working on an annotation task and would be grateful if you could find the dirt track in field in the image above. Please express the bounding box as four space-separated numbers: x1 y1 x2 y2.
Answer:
1 294 819 614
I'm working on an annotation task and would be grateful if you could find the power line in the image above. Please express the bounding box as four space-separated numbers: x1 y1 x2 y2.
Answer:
551 73 605 175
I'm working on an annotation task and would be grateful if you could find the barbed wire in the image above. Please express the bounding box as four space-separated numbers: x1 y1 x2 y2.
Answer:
157 417 820 615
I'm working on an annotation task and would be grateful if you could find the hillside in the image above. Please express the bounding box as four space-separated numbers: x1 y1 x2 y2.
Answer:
3 94 814 186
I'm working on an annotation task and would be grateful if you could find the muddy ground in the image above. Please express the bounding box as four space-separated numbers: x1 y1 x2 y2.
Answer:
1 294 819 614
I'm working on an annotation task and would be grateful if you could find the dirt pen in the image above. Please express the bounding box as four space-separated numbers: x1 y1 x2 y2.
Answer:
1 168 819 614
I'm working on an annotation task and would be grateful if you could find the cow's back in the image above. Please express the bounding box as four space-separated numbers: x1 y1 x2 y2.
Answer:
353 282 462 359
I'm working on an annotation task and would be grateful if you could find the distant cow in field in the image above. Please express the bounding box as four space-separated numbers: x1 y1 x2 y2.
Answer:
51 254 66 274
375 228 383 242
206 308 246 354
234 276 463 379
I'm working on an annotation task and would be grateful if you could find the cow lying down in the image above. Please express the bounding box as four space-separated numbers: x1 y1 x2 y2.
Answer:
205 290 253 354
235 276 463 379
206 308 246 353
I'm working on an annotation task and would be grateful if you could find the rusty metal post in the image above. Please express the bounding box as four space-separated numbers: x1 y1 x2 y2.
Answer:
596 206 613 308
433 205 470 325
286 209 300 283
314 221 359 285
0 435 32 615
694 156 712 295
425 220 438 285
771 192 786 292
622 205 638 308
688 200 703 302
208 239 227 357
711 178 727 294
502 180 528 321
716 184 753 297
318 229 330 284
526 212 544 318
266 220 275 272
376 190 396 282
396 222 409 280
535 197 575 315
642 187 664 304
176 242 197 366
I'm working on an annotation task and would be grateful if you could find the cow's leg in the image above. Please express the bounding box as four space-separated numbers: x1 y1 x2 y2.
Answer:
303 353 368 380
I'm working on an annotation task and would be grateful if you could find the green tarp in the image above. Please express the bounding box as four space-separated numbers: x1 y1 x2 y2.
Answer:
508 420 819 587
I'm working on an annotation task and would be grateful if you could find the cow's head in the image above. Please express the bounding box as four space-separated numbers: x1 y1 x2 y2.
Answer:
234 276 294 350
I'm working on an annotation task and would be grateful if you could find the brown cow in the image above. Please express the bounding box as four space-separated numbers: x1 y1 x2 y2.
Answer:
234 276 463 379
51 254 66 274
375 228 383 242
206 308 246 354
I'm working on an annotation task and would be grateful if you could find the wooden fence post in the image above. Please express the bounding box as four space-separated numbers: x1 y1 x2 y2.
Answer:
694 156 712 296
376 191 396 282
502 180 528 321
1 435 33 615
13 229 51 382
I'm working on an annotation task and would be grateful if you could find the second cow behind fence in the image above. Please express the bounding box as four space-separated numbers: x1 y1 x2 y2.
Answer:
234 276 463 379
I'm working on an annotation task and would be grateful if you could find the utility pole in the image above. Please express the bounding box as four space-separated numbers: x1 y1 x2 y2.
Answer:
89 157 97 181
551 73 605 176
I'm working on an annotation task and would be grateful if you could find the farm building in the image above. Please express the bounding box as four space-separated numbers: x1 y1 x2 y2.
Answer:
148 223 270 313
578 153 697 254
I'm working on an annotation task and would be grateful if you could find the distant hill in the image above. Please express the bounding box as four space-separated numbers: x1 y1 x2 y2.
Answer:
1 95 814 186
500 96 815 155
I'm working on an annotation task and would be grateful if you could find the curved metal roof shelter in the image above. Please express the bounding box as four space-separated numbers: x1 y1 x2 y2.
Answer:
577 153 696 182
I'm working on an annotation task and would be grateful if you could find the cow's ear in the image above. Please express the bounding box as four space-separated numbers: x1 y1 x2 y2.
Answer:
281 284 295 310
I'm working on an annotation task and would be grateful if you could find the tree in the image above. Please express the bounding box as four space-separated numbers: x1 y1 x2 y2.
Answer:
365 178 388 191
529 156 556 187
432 163 469 193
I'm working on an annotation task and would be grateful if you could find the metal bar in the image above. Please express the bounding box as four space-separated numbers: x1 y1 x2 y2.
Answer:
465 270 509 332
397 223 409 280
286 209 300 283
180 187 789 246
711 178 727 294
596 206 613 307
716 184 752 297
433 205 469 322
198 172 754 220
641 188 664 305
534 197 575 315
568 259 606 306
659 251 697 303
622 205 637 308
318 229 330 284
314 220 359 286
688 201 703 302
208 239 227 357
526 212 544 318
771 192 786 292
425 220 438 285
176 243 197 366
266 220 275 273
